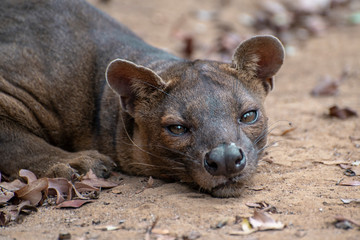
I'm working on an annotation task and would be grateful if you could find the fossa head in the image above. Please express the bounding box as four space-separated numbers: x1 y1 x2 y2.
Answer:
106 35 284 197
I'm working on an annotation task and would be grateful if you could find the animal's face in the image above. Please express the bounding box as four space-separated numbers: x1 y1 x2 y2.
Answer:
106 35 284 197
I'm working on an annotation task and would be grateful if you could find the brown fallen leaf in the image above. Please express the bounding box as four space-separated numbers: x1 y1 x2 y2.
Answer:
0 191 14 204
0 211 10 226
245 201 278 213
249 210 285 230
47 178 72 204
15 178 48 205
229 210 285 235
311 76 339 96
0 169 118 225
339 164 352 169
329 105 358 119
229 218 255 235
80 170 119 188
56 199 95 208
19 169 38 184
311 67 350 97
7 200 37 222
337 179 360 186
58 232 71 240
0 179 26 192
111 187 122 194
279 127 296 136
70 182 88 200
74 182 100 193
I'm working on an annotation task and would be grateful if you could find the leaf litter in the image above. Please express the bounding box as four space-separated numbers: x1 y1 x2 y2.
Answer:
311 66 350 97
0 169 120 226
337 179 360 186
229 210 285 235
341 198 360 204
334 215 360 230
328 105 358 119
245 201 278 213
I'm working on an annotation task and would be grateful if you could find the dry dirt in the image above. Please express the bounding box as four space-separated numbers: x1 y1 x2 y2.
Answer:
1 0 360 239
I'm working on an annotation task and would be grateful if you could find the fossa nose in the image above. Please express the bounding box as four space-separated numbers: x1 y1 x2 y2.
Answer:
204 143 246 177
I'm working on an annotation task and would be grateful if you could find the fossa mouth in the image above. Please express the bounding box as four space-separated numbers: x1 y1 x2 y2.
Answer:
212 179 237 192
206 173 249 197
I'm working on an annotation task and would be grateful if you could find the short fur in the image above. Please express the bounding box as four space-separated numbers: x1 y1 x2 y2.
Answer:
0 0 284 197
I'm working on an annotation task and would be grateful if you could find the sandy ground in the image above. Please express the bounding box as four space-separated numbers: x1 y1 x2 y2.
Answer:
1 0 360 239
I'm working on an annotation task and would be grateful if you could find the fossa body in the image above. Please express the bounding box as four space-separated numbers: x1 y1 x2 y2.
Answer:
0 0 284 197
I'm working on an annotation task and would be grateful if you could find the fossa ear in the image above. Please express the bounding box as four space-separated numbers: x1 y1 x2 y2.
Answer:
232 35 285 92
106 59 166 115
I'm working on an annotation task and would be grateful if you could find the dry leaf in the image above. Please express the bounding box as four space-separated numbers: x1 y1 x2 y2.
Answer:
341 198 360 204
229 218 256 235
111 187 122 194
8 200 37 222
47 178 72 204
329 105 358 119
80 170 118 188
246 202 264 208
279 127 296 136
0 179 26 192
56 199 94 208
0 169 117 224
245 201 278 213
339 164 352 169
0 191 14 204
0 211 10 226
58 232 71 240
19 169 38 184
249 210 284 230
15 178 48 205
74 182 100 193
311 75 340 96
229 210 285 235
70 182 88 200
334 215 360 229
337 179 360 186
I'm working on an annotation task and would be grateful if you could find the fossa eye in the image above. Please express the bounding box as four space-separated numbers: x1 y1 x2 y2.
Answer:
239 110 258 124
167 125 188 136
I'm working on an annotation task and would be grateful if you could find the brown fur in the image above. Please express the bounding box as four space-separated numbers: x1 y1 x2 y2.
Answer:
0 0 284 197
